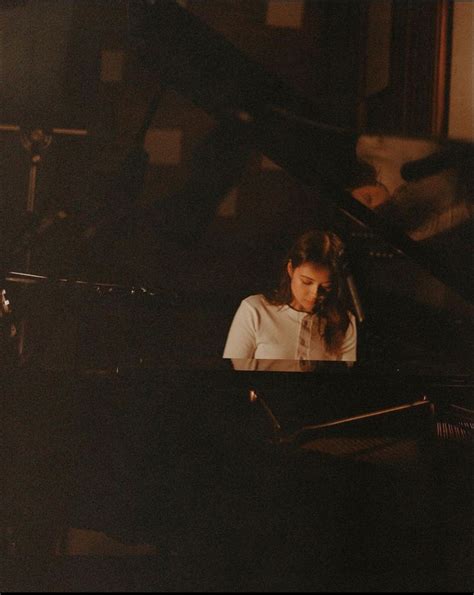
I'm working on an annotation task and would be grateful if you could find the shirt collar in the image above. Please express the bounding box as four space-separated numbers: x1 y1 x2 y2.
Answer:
282 304 315 321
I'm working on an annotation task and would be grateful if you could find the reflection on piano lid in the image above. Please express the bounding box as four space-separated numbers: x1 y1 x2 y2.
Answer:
129 0 473 302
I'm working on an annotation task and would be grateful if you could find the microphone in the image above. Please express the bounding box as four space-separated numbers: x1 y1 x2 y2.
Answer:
338 247 365 324
400 145 471 182
345 272 365 324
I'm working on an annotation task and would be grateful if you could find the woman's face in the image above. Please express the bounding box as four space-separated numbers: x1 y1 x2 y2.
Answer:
287 261 333 313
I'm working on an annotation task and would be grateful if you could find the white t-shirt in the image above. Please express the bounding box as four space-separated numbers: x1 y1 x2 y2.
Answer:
223 294 357 363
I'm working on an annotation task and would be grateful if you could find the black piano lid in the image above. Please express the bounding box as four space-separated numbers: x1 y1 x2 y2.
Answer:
123 0 474 380
129 0 473 303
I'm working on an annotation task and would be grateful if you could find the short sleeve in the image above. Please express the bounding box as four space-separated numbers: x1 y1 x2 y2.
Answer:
223 299 258 359
340 313 357 361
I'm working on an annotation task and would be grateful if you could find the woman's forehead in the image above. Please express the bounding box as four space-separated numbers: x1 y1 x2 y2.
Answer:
296 262 332 280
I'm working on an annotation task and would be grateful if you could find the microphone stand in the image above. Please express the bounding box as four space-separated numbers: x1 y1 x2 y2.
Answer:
0 86 161 366
0 124 88 359
19 128 53 270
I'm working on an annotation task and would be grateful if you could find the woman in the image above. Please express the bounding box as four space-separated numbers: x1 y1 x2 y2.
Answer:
223 230 357 369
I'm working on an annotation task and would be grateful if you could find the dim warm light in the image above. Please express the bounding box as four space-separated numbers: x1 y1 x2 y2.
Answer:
266 0 305 29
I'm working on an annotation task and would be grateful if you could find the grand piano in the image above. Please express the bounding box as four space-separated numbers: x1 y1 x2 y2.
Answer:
1 1 472 591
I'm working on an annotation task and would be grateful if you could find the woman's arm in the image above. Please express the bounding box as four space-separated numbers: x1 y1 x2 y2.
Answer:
223 299 258 359
340 313 357 361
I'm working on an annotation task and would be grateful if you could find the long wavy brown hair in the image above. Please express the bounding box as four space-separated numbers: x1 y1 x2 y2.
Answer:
264 230 352 355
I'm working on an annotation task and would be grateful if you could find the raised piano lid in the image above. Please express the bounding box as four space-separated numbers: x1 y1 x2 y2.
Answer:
123 0 473 380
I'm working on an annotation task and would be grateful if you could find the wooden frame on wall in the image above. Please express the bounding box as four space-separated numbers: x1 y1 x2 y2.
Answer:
360 0 453 136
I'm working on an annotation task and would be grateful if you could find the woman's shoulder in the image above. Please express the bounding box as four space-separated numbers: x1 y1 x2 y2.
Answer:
238 294 270 310
241 294 282 309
